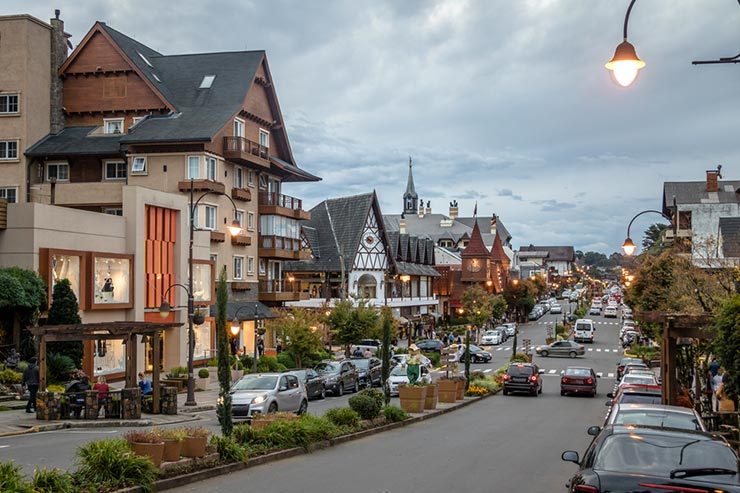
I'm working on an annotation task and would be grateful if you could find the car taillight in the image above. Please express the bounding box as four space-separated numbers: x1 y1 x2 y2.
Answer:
562 377 570 384
529 375 537 382
585 378 593 385
573 486 599 493
503 374 510 381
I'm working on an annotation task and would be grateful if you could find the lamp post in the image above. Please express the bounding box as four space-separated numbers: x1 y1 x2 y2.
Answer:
159 178 241 406
621 206 675 256
231 303 261 374
605 0 645 87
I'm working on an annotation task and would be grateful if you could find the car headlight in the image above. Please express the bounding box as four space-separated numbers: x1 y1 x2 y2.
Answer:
251 395 267 405
325 376 337 383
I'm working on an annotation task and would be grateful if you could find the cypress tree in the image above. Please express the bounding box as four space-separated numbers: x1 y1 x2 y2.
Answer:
47 279 83 368
215 268 232 436
380 307 393 405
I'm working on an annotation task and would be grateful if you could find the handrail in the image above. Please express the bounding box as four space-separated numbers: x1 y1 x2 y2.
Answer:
223 136 268 159
259 192 303 211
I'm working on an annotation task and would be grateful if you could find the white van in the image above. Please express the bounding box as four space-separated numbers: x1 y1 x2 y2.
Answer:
574 319 596 343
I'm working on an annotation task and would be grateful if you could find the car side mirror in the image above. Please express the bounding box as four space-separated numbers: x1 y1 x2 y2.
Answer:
279 385 289 392
538 369 545 374
606 392 614 398
587 426 601 436
561 451 579 464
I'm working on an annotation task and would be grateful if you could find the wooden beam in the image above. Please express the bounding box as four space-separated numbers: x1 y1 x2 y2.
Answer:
152 331 161 414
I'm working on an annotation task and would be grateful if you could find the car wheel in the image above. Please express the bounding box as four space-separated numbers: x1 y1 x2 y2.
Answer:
268 402 278 413
503 388 509 396
320 386 326 399
337 383 344 397
297 399 308 415
352 380 359 393
560 390 566 396
569 351 577 359
541 350 549 357
538 384 543 395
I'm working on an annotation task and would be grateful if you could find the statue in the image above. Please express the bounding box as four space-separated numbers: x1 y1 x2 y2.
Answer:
406 344 421 385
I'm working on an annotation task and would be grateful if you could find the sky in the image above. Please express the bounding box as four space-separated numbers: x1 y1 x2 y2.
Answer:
7 0 740 254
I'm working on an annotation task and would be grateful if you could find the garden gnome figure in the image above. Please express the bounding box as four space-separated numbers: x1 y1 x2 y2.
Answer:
407 344 421 385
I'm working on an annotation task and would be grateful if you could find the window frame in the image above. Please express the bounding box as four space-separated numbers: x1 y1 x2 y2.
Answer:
187 155 200 180
103 118 124 135
102 207 123 216
46 162 70 182
203 204 217 231
0 94 20 115
247 212 255 231
0 140 19 161
259 128 270 148
233 256 244 280
131 156 147 174
205 156 217 181
132 116 145 126
0 187 18 203
234 166 243 188
247 256 255 274
233 118 245 138
103 160 127 180
259 258 266 276
247 169 254 187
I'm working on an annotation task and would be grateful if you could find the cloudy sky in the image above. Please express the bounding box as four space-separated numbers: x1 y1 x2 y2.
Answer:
8 1 740 253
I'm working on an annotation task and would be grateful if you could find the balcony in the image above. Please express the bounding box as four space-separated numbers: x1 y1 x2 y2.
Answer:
259 192 310 220
231 187 251 202
223 136 270 168
259 235 301 260
259 279 309 302
178 179 225 194
210 231 226 243
231 234 252 246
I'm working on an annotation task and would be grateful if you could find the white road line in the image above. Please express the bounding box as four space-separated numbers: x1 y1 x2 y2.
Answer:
597 372 603 377
608 373 615 378
548 369 557 374
587 348 593 352
496 347 503 351
613 349 619 352
0 445 9 449
596 348 602 352
483 369 492 373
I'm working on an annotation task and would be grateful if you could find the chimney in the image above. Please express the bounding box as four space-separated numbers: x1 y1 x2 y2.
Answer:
449 200 458 219
425 200 431 215
490 214 497 235
418 197 425 218
706 165 722 193
399 215 406 234
50 10 68 134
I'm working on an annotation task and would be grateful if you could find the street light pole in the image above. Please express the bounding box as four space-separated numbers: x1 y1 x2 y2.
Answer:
621 202 675 256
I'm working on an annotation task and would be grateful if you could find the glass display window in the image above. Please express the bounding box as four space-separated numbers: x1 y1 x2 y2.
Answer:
91 254 133 308
191 261 213 303
94 339 126 376
50 254 81 302
193 320 212 360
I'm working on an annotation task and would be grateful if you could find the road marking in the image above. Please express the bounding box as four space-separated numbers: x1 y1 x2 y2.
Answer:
496 347 503 351
65 430 119 434
0 445 9 449
587 348 593 352
548 369 557 374
597 372 603 377
608 373 615 378
483 369 493 373
596 348 602 352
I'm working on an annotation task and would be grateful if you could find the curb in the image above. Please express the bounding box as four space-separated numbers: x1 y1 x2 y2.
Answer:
117 389 499 492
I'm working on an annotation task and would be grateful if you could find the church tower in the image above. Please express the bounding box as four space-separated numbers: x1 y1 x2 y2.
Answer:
403 157 418 215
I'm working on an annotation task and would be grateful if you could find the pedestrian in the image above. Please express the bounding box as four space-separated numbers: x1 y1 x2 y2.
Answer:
363 348 373 358
709 356 720 377
138 372 153 396
711 369 724 412
352 347 363 358
716 372 736 413
22 357 39 414
93 375 110 416
276 343 282 354
456 335 462 345
257 337 265 357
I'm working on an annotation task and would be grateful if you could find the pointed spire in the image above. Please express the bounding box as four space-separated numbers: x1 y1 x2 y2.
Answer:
405 156 417 197
403 156 418 215
461 221 489 257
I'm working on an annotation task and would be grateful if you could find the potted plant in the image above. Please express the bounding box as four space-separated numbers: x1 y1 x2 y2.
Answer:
196 368 209 391
181 427 210 458
437 378 458 403
192 309 206 325
398 382 427 413
423 382 438 410
124 430 165 467
156 427 186 463
452 374 467 400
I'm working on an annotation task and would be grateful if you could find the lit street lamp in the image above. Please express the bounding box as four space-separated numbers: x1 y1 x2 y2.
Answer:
621 206 675 256
605 0 645 87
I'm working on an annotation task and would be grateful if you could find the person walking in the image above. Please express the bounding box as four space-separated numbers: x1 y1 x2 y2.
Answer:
93 376 110 417
257 337 265 357
23 357 39 414
711 369 724 412
709 356 720 377
716 372 736 413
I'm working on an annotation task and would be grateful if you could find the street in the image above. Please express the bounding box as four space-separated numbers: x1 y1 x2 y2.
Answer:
0 304 623 492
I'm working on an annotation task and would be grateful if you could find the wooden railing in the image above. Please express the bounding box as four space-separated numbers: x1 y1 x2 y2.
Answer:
259 279 301 294
259 235 300 252
223 136 268 160
259 192 302 211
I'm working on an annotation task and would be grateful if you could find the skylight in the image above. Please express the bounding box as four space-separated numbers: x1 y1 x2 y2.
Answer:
199 75 216 89
137 51 153 68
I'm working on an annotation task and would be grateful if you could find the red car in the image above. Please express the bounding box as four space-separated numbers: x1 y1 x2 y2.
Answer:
560 367 599 397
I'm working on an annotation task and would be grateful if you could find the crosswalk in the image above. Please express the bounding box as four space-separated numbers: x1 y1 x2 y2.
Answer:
434 368 616 378
491 346 622 353
536 321 621 325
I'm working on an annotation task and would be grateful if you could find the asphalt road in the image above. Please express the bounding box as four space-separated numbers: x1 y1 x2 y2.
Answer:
0 301 625 485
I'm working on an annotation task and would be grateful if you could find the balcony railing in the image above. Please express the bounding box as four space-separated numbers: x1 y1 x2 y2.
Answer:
259 235 301 259
260 192 302 211
223 136 269 161
259 279 300 294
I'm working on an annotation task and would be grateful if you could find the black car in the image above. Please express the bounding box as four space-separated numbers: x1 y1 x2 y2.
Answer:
415 339 444 352
351 357 382 388
563 425 740 492
464 344 492 363
314 360 359 396
290 368 326 400
502 362 543 396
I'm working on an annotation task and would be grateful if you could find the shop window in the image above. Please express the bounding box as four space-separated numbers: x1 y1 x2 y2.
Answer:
193 320 212 360
92 255 131 306
191 262 212 303
94 339 125 376
51 254 81 302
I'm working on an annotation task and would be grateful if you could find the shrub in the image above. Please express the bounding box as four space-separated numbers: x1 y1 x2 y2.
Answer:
256 356 279 372
470 378 499 393
168 366 188 378
45 353 75 384
248 415 338 450
210 435 247 463
358 388 384 410
276 352 296 369
0 462 33 492
383 405 409 422
324 407 361 428
238 354 253 371
276 363 288 372
124 430 162 444
422 351 441 367
46 384 65 393
32 467 74 493
509 352 530 363
0 369 21 385
183 426 211 438
348 393 382 420
156 427 187 441
197 368 210 379
75 438 158 493
232 423 256 445
465 385 490 397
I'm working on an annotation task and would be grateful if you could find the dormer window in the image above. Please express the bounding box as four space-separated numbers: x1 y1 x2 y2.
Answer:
104 118 124 134
199 75 216 89
137 51 153 68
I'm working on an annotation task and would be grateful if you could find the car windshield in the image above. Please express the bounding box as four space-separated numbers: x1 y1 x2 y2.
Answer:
390 366 408 377
565 369 591 377
233 375 277 391
619 394 662 405
352 359 369 369
315 362 340 374
620 358 642 366
469 345 482 352
508 365 533 376
575 323 592 331
622 375 656 385
613 410 702 430
485 331 497 337
594 434 737 478
292 370 307 380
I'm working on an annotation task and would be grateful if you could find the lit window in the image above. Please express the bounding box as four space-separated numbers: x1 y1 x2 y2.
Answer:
234 167 243 188
46 163 69 181
233 119 244 138
0 94 19 114
0 141 18 160
131 157 147 173
206 157 217 181
104 119 124 134
137 51 153 68
187 156 200 179
259 129 269 148
105 161 127 180
199 75 216 89
0 187 17 203
233 256 244 280
204 205 216 230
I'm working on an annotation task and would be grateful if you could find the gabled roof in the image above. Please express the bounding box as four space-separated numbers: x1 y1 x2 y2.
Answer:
663 180 740 211
519 245 575 262
461 222 489 257
383 213 512 248
719 217 740 258
26 126 123 157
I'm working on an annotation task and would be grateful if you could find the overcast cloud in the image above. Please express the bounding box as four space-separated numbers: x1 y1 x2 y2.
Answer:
7 0 740 253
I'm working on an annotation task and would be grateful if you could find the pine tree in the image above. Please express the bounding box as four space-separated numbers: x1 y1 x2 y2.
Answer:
215 268 232 436
47 279 83 367
464 329 471 390
380 307 393 405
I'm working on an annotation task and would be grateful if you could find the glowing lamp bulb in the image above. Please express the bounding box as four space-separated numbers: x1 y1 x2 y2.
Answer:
622 237 637 256
605 40 645 88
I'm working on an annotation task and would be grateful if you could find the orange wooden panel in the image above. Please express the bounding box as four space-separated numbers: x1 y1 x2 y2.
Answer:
169 209 177 244
163 209 171 243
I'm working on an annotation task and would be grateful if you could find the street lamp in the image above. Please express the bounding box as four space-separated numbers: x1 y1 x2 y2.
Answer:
605 0 645 87
621 207 675 256
158 179 242 406
231 303 262 373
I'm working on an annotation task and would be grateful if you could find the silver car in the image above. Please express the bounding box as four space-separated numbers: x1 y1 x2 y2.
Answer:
230 373 308 419
601 403 707 432
535 340 585 358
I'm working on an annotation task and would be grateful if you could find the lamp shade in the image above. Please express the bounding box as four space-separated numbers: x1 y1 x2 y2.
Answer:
230 318 240 337
605 40 645 87
227 219 242 237
622 237 637 256
158 300 171 319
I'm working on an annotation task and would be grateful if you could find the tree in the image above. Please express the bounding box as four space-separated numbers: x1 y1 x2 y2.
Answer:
712 295 740 402
0 267 47 359
461 285 494 328
215 268 232 437
490 295 508 322
269 308 323 368
503 280 536 323
464 329 471 390
643 223 668 252
327 299 380 356
46 279 83 367
379 307 393 405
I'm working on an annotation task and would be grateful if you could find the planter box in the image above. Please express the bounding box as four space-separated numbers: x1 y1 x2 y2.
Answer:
456 379 466 400
207 367 219 384
131 441 165 467
437 379 458 403
251 414 299 430
162 439 182 463
398 385 427 413
195 378 208 391
424 383 438 410
181 436 207 458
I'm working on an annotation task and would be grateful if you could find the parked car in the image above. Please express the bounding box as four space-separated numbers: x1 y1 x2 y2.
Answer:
351 357 382 388
618 372 658 387
388 364 431 396
588 305 601 316
607 384 662 407
560 367 599 397
535 340 585 358
391 353 432 368
602 403 707 432
315 360 359 396
230 373 308 419
481 329 503 346
503 362 543 396
350 339 382 355
528 307 543 320
616 357 644 380
494 325 509 341
604 305 618 318
550 304 563 314
502 322 517 337
574 319 595 343
465 344 493 363
290 368 326 400
563 425 740 492
415 339 444 352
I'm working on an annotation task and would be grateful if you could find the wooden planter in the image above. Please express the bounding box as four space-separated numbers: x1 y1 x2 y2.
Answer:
437 379 458 403
251 414 299 430
181 436 207 458
398 385 427 413
162 439 182 463
424 383 438 410
130 442 165 467
456 379 466 400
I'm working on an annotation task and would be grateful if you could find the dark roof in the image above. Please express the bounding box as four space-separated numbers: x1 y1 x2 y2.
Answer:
456 216 512 243
490 231 509 264
461 222 489 257
384 213 512 248
519 245 575 262
719 217 740 258
663 180 740 211
209 301 275 321
270 157 321 182
26 126 123 157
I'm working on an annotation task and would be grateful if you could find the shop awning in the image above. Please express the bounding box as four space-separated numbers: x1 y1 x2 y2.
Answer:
209 301 276 321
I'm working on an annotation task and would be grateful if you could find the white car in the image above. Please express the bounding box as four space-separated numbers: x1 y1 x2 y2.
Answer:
502 323 517 337
619 373 658 388
391 353 432 368
550 304 563 314
588 305 601 316
230 373 308 419
604 306 618 318
481 329 503 345
574 319 595 343
388 364 432 396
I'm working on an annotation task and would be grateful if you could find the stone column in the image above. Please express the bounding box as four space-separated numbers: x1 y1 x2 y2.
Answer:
84 390 99 419
35 392 61 421
121 388 142 419
160 386 178 415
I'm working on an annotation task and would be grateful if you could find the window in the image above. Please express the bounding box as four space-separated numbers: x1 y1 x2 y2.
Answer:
0 94 19 114
104 161 127 180
0 140 18 160
210 254 217 268
104 118 124 134
204 205 216 230
259 259 266 275
132 116 145 126
234 118 245 138
235 210 244 230
0 187 17 203
190 206 199 228
233 256 244 280
199 75 216 89
247 256 254 274
258 175 267 190
247 212 255 230
234 167 243 188
46 163 69 181
103 207 123 216
187 156 200 179
248 170 254 186
205 157 216 181
131 157 147 173
259 129 269 148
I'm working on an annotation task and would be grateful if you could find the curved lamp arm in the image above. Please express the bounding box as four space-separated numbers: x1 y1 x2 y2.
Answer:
625 209 673 239
622 0 637 40
622 208 675 255
188 179 242 235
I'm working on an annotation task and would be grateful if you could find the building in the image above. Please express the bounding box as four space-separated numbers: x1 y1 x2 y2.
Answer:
515 245 576 281
663 166 740 267
283 192 439 321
